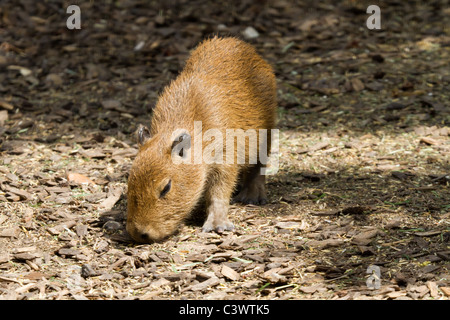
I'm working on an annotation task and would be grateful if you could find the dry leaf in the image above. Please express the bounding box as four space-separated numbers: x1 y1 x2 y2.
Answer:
440 287 450 297
67 172 96 185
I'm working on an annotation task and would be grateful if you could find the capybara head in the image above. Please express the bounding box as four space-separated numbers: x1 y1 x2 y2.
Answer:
126 125 204 243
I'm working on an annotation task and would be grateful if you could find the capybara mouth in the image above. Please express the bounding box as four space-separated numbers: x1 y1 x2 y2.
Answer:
126 221 180 243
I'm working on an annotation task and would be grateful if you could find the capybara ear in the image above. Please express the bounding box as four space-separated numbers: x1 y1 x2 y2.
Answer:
137 124 151 146
171 132 191 159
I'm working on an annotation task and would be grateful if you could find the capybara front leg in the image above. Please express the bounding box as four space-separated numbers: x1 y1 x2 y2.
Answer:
202 167 237 233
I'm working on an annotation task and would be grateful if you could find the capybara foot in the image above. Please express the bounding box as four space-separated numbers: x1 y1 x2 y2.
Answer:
202 219 235 233
232 185 267 205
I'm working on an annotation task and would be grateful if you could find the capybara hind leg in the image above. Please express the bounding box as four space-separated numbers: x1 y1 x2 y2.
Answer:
202 167 237 233
232 165 267 205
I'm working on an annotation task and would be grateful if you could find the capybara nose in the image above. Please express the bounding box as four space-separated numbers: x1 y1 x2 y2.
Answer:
130 229 154 243
127 222 161 243
127 223 149 243
138 231 152 243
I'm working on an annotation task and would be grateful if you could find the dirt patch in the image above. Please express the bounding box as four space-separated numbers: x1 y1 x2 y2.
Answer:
0 0 449 299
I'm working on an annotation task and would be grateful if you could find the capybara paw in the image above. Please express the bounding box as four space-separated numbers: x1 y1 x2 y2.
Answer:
202 220 235 234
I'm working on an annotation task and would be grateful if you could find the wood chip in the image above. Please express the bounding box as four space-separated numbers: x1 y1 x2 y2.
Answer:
384 219 402 229
75 224 88 237
0 110 8 126
112 148 138 158
13 252 39 261
237 235 260 243
24 271 48 280
3 185 32 201
414 230 442 237
299 284 325 294
420 137 439 145
297 141 330 154
262 268 287 283
426 281 439 298
47 220 77 235
0 253 11 263
221 265 240 281
15 283 37 294
0 227 20 238
149 278 170 289
109 256 129 269
186 277 221 292
139 289 163 300
351 78 365 92
57 248 81 257
98 187 123 211
409 285 429 298
0 275 20 283
275 221 302 230
352 229 379 245
307 239 345 249
386 291 407 299
440 287 450 297
0 100 14 110
101 99 122 110
80 148 107 159
11 246 36 253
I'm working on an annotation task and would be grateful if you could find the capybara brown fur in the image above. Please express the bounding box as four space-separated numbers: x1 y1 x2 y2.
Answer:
126 36 277 243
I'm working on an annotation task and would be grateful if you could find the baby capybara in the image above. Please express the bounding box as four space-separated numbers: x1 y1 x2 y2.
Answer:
126 36 276 243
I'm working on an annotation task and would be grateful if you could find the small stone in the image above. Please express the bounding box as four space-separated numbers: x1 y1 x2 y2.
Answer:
81 264 98 278
103 220 122 232
242 26 259 39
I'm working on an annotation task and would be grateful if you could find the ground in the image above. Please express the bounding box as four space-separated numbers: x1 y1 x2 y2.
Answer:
0 0 449 300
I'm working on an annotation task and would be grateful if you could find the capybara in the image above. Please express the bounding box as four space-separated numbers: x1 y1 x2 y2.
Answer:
126 36 277 243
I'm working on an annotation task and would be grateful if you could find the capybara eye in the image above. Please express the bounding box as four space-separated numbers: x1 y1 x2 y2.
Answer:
160 180 171 198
